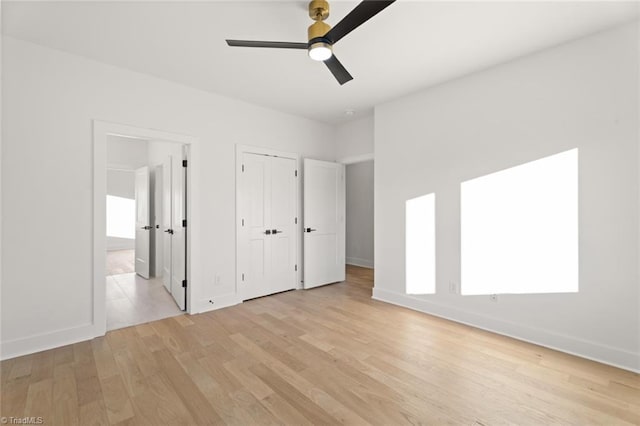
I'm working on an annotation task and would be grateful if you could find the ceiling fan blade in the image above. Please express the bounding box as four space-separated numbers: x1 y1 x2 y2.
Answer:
324 55 353 85
226 40 308 49
323 1 395 44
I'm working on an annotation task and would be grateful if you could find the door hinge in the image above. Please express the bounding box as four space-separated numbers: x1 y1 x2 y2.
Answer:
242 218 245 226
294 217 297 224
295 170 298 177
295 264 298 271
182 279 187 288
242 273 245 281
182 160 188 167
242 164 245 172
182 219 187 227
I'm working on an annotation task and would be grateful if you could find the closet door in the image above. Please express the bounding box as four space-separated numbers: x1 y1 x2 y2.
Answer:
269 156 297 295
239 153 296 300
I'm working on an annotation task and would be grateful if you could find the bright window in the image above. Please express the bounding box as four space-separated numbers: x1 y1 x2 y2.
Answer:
461 149 578 295
406 193 436 294
106 195 136 239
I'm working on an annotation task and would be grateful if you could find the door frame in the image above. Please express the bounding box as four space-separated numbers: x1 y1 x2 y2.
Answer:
235 145 301 298
93 120 198 336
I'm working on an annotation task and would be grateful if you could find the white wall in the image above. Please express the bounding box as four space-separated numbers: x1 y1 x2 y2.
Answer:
1 37 335 358
346 160 374 268
107 135 148 169
374 23 639 371
335 115 374 162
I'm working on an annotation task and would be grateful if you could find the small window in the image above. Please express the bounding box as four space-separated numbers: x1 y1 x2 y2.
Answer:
106 195 136 239
406 193 436 294
461 149 578 295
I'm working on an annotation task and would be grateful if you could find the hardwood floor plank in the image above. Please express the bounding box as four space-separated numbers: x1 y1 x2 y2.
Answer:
129 373 196 425
79 398 111 426
52 368 80 426
153 349 225 425
100 374 135 424
24 378 53 422
2 265 637 425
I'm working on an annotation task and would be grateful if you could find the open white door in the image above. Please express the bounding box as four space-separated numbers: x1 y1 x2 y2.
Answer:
303 159 345 289
134 166 151 279
171 153 187 310
162 157 172 291
153 165 164 279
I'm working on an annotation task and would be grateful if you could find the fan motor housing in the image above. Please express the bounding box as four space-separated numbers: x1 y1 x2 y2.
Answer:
308 0 330 20
308 20 331 41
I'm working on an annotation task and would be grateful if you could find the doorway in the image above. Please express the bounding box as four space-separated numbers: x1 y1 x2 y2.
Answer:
101 131 190 331
344 159 374 270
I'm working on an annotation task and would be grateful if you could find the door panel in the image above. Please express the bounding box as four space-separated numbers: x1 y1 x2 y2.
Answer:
270 157 296 294
154 165 164 278
134 166 151 279
171 152 186 310
242 153 271 300
162 157 172 291
240 153 296 300
303 159 345 289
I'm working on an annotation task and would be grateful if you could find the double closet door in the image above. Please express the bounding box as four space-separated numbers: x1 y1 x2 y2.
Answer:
239 153 297 300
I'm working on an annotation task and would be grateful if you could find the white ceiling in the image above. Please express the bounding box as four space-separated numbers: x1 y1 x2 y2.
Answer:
2 1 638 124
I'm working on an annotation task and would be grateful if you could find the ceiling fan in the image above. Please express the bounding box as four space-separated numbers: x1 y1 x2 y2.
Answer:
226 0 396 85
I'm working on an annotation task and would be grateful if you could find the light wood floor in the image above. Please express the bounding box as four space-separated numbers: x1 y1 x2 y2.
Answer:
1 266 638 425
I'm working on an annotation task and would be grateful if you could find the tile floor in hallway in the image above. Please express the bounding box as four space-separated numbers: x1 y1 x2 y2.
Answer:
106 272 184 331
106 249 135 275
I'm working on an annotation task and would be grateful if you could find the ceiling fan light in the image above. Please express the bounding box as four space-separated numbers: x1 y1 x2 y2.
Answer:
308 42 332 61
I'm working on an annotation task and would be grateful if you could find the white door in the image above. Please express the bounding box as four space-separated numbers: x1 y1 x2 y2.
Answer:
134 166 151 279
162 157 172 291
239 153 297 300
303 159 345 289
171 153 186 310
154 165 164 278
269 156 297 295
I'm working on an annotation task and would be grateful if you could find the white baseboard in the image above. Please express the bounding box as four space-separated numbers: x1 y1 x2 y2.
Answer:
192 294 240 314
346 257 374 269
1 323 99 361
372 287 640 373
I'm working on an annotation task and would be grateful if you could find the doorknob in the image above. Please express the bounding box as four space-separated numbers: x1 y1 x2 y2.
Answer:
272 229 283 234
164 229 174 235
141 225 152 230
305 228 317 233
264 230 272 235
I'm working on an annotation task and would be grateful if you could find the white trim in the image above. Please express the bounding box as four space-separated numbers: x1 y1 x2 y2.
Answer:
193 294 241 314
372 287 640 373
235 145 302 304
94 120 199 338
1 324 95 360
346 257 374 269
338 153 374 165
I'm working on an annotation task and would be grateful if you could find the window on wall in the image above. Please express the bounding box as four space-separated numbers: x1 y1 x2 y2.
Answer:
461 149 578 295
406 193 436 294
106 195 136 239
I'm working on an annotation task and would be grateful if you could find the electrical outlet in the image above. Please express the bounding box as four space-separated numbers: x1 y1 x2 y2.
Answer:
448 281 457 294
490 294 498 302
